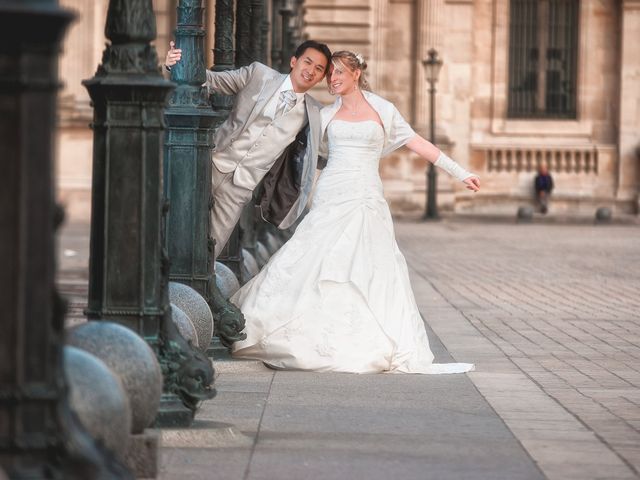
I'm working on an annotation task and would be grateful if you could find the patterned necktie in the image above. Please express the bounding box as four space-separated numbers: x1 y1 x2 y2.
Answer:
275 90 297 118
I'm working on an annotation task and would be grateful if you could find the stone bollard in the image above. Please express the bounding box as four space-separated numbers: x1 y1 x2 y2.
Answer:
517 206 534 223
256 241 271 268
595 207 612 224
241 249 260 282
171 304 199 348
64 346 132 464
169 282 214 353
67 321 164 478
215 261 241 299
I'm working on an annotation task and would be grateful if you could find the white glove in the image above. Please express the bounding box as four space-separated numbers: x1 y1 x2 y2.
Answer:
434 152 477 182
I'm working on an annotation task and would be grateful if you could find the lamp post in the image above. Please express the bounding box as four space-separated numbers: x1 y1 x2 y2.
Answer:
422 48 443 220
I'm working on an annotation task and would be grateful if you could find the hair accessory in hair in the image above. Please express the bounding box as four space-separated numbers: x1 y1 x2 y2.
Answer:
354 52 364 66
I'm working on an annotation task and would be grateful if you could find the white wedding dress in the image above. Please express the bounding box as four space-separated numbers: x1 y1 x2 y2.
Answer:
230 119 474 374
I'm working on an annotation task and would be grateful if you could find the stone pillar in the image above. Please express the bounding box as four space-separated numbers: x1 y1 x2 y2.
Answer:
165 0 246 350
414 0 443 133
0 1 131 478
83 0 214 427
616 0 640 213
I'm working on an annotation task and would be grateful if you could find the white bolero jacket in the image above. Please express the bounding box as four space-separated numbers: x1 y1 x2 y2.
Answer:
319 90 418 160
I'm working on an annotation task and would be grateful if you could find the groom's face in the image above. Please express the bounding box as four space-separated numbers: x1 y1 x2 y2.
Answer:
289 48 328 93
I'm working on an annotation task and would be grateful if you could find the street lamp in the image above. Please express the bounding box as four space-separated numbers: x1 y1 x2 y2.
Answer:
422 48 443 220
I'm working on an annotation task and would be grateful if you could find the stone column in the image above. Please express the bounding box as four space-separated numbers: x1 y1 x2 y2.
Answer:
414 0 443 133
616 0 640 212
83 0 214 427
0 1 130 478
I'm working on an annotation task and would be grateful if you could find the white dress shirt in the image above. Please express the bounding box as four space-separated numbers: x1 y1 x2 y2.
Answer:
262 75 306 120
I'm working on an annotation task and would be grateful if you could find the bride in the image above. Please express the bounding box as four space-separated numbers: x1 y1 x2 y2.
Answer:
230 51 479 374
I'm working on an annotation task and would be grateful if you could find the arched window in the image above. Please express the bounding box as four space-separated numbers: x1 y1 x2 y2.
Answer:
508 0 579 118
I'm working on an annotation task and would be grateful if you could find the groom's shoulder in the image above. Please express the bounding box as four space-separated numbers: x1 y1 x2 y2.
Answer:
250 62 280 78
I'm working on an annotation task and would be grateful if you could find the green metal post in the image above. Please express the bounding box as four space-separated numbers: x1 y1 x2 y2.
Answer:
0 1 130 477
165 0 246 350
83 0 214 428
271 0 283 69
204 0 250 349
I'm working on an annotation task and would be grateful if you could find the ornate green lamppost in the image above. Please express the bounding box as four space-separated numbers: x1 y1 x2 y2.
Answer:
422 48 443 220
0 1 130 477
83 0 214 427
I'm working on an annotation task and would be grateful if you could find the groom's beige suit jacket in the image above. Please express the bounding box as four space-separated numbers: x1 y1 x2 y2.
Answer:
204 62 323 253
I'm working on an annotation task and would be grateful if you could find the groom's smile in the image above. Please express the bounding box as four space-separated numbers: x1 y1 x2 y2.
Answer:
289 48 328 93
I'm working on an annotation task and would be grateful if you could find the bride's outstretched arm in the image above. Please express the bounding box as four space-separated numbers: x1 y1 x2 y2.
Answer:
405 135 480 192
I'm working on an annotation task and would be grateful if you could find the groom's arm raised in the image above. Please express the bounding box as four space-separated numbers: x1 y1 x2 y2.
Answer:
164 41 255 95
203 63 256 96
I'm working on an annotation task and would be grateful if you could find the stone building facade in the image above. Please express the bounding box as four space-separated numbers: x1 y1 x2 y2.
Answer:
306 0 640 215
57 0 639 221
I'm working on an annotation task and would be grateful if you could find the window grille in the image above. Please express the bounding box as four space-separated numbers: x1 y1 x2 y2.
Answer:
508 0 579 118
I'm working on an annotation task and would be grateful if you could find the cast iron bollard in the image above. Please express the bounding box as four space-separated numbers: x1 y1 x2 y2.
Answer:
83 0 214 427
208 0 240 286
0 1 131 477
163 0 246 349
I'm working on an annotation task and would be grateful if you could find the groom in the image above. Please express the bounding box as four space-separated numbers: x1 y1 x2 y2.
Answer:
165 40 331 256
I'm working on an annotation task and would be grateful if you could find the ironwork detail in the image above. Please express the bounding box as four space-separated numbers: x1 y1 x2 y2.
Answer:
83 0 214 426
165 0 246 352
508 0 579 118
0 2 131 478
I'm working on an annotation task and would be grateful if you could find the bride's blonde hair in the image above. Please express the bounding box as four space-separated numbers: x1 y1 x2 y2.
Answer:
331 51 371 91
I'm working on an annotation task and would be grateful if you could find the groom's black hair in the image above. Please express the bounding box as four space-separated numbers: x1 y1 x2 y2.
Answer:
293 40 332 75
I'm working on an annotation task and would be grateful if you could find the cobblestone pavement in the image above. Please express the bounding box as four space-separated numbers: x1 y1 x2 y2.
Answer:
57 220 640 479
396 219 640 479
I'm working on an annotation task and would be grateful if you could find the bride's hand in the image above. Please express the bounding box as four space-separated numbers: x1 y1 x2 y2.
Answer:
464 176 480 192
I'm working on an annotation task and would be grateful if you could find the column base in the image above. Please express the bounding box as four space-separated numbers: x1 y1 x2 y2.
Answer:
153 394 194 428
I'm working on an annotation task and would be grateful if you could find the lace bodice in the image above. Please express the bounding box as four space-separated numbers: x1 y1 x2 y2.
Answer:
313 120 386 210
325 120 385 172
